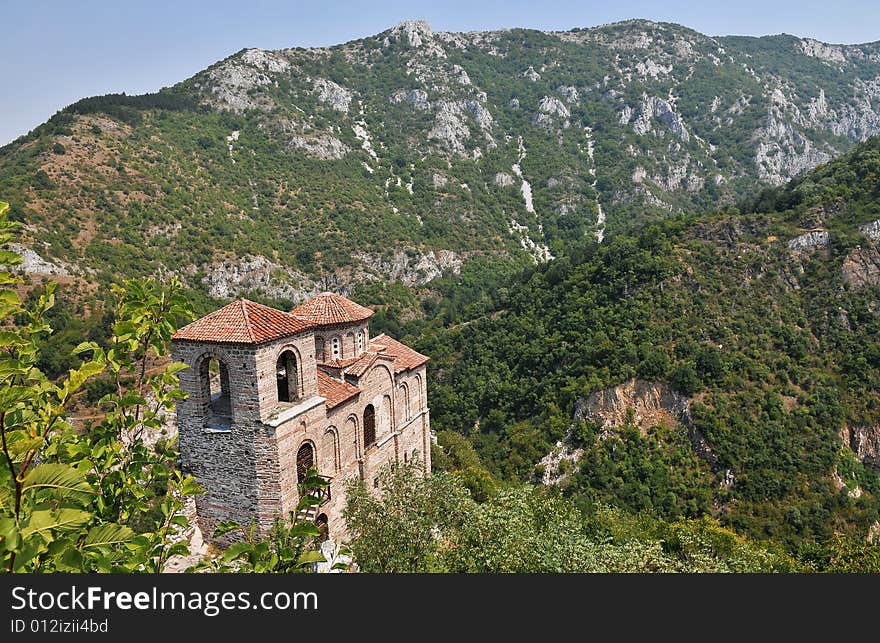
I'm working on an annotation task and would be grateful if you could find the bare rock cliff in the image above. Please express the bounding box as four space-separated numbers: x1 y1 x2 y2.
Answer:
841 425 880 471
541 379 718 486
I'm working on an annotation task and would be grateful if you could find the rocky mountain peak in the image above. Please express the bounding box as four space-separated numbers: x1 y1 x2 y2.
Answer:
5 19 880 302
389 20 434 47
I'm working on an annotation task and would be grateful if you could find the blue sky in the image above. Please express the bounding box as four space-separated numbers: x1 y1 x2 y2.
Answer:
2 0 879 145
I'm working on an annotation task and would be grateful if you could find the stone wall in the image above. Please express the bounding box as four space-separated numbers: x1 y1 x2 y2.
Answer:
173 333 431 545
315 321 369 361
253 334 319 417
173 339 282 544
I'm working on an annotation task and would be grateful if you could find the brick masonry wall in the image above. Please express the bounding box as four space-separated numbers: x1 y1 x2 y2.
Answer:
315 321 368 361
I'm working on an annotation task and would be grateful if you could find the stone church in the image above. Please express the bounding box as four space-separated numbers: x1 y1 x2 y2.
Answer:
171 292 431 543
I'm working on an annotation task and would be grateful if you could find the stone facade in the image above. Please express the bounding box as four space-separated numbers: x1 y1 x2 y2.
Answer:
172 295 431 545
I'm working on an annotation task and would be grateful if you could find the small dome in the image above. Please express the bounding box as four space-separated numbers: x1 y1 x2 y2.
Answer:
291 292 374 326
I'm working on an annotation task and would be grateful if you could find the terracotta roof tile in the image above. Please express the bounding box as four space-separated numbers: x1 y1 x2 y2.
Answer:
173 299 313 345
291 292 374 326
346 351 379 378
317 369 360 409
370 334 429 373
320 356 360 369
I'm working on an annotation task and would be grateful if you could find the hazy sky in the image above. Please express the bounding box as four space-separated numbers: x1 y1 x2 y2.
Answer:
2 0 879 145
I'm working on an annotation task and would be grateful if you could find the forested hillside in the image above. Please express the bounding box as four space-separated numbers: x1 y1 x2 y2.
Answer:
403 137 880 551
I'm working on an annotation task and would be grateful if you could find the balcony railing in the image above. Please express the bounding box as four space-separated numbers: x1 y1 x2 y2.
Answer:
301 475 332 505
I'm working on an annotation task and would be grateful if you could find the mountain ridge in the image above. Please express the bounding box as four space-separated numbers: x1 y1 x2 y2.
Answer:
2 18 880 305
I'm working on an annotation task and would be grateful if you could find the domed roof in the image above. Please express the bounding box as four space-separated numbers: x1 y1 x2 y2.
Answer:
291 292 374 326
172 299 314 344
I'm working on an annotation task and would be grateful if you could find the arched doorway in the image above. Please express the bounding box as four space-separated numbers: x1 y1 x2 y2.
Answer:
363 404 376 449
297 442 315 484
315 514 329 542
276 350 299 403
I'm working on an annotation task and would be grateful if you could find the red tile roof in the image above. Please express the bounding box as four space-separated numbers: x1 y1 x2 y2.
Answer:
321 356 361 370
317 369 360 409
345 351 379 378
370 334 429 373
173 299 313 345
291 292 374 326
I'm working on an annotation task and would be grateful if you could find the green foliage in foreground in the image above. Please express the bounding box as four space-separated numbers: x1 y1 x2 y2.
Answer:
0 203 335 573
343 463 802 573
0 200 203 572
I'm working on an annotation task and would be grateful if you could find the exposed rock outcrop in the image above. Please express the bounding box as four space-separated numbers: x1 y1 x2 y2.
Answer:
537 95 570 119
860 219 880 242
494 172 515 187
240 48 290 73
428 99 493 153
429 102 471 152
289 133 350 160
540 379 717 487
630 94 689 141
574 379 686 433
391 88 431 111
572 379 716 462
840 425 880 470
831 76 880 141
798 38 847 64
4 244 71 277
842 244 880 288
354 249 462 285
754 88 833 185
390 20 433 48
313 78 353 113
523 66 541 81
205 48 289 112
556 85 580 105
635 58 672 79
787 229 830 252
199 255 318 301
387 20 446 58
538 443 584 486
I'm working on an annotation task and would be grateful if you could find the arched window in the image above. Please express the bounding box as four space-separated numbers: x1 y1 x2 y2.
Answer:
276 350 299 404
297 442 315 484
345 415 358 460
357 331 364 354
380 395 392 435
331 336 341 360
315 514 329 542
413 374 422 413
363 404 376 449
400 383 411 421
200 356 232 424
315 336 325 362
322 427 340 474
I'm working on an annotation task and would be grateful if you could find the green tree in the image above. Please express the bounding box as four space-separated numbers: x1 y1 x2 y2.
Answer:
671 361 701 396
343 462 475 572
432 429 498 501
343 463 798 573
0 201 202 572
